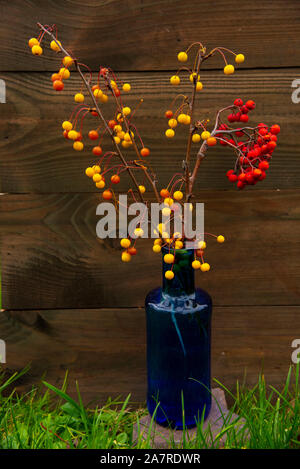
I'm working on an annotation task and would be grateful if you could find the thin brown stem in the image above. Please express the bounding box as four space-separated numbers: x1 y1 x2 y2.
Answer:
185 48 203 201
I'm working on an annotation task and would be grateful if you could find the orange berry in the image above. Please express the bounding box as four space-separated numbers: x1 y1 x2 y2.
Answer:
206 137 217 146
108 120 117 129
160 189 169 198
51 73 61 82
103 190 112 200
140 147 150 157
111 174 120 184
53 80 64 91
128 246 137 255
88 130 99 140
92 146 102 156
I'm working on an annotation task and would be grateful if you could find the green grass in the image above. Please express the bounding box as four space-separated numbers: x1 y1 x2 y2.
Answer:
0 365 299 449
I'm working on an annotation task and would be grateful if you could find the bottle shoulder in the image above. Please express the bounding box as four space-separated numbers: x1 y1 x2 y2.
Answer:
145 287 212 315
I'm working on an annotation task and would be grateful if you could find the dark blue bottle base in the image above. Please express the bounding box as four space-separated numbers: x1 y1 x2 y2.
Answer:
145 286 212 430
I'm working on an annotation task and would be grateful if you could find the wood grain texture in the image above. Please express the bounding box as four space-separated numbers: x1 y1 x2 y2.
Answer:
1 0 300 71
0 306 298 403
1 190 300 310
0 70 299 193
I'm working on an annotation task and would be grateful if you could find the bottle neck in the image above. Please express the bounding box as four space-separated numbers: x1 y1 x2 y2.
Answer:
162 248 195 297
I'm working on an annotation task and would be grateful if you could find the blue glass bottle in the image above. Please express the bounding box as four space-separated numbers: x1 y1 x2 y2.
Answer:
145 248 212 429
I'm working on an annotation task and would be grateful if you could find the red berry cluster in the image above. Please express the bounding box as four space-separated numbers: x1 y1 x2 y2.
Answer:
227 98 255 124
215 98 280 190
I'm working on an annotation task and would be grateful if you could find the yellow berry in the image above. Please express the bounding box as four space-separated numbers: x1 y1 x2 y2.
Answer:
224 64 235 75
175 240 183 249
217 235 225 243
192 133 201 143
139 185 146 194
168 118 178 128
110 80 117 89
63 56 74 67
93 165 101 173
192 260 201 270
96 180 105 189
50 40 61 52
117 113 124 122
134 227 144 237
124 131 134 142
235 54 245 64
164 197 174 206
62 121 73 131
177 51 188 62
165 270 174 280
120 238 131 248
122 140 131 148
157 223 165 234
118 131 125 139
85 167 94 178
189 72 200 82
100 94 108 103
93 173 102 182
32 45 43 56
198 240 206 250
59 68 70 79
183 115 191 125
153 244 161 253
93 89 103 98
122 107 131 116
173 191 183 201
196 81 203 91
73 141 84 151
114 136 121 144
201 131 211 140
170 75 180 85
74 93 86 105
74 93 84 103
177 114 186 124
122 83 131 92
68 130 78 140
162 207 171 216
165 128 175 138
28 38 39 48
164 253 175 264
114 124 122 133
122 252 131 262
201 262 210 272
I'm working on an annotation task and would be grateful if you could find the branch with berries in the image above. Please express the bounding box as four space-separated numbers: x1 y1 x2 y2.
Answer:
28 25 280 276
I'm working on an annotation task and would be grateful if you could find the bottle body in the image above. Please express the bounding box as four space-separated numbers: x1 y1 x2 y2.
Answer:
145 249 212 429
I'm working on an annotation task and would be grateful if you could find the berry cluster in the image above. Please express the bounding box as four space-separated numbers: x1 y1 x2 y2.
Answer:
28 25 279 278
212 98 280 189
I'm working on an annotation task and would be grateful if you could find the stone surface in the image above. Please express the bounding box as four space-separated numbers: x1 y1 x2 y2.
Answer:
133 388 245 448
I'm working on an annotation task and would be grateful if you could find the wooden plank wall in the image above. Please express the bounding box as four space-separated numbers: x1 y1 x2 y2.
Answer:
0 0 300 403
